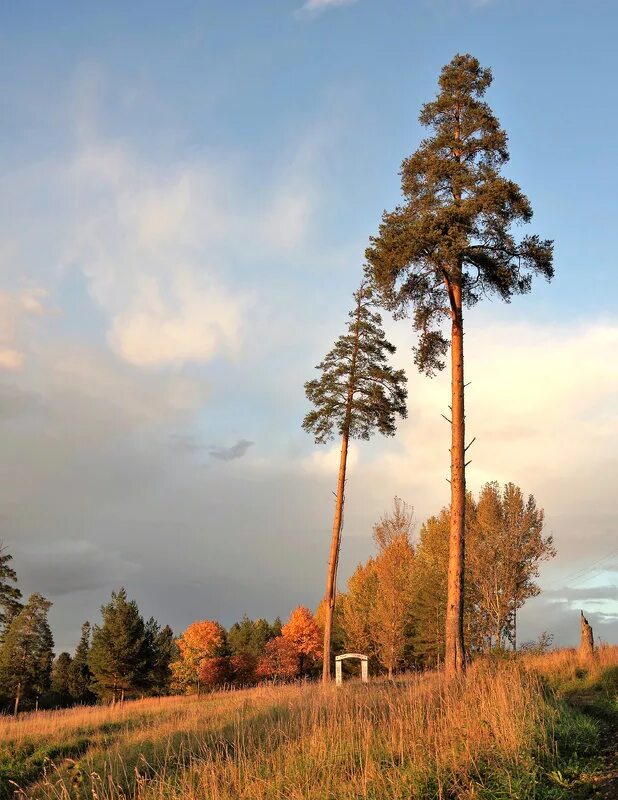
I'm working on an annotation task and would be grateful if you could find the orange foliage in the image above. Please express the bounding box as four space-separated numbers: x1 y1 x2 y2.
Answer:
198 656 230 688
255 636 298 680
172 619 227 692
282 607 322 660
230 652 257 685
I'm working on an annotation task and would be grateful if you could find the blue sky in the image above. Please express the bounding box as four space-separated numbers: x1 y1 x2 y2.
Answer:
1 0 616 651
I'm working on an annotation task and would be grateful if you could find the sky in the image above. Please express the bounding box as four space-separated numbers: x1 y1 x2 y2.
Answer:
1 0 617 653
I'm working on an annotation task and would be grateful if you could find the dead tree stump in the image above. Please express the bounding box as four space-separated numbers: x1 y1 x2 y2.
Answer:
579 610 594 662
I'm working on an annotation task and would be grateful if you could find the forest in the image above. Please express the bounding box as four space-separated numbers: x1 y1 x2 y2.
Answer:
0 479 554 711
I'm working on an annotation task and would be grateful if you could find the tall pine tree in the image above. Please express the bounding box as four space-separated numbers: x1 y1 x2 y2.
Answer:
366 54 553 675
303 282 407 682
89 589 148 704
0 593 54 713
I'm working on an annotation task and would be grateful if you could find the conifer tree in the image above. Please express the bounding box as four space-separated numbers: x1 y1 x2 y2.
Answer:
51 652 73 707
0 593 54 713
89 588 148 704
0 543 22 640
144 619 176 695
303 282 407 682
68 621 94 704
366 54 553 675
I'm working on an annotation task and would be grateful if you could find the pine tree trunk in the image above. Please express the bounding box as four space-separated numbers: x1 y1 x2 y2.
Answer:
13 682 21 716
445 285 466 677
322 431 349 683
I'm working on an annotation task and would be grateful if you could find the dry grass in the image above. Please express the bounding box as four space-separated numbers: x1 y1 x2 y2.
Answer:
2 647 617 799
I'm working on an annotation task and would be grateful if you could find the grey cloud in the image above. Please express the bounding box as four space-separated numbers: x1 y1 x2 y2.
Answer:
545 585 618 602
19 539 141 598
209 439 254 461
0 382 43 420
170 433 206 453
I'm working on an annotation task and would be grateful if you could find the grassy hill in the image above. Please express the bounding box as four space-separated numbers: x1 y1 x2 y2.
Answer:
1 646 616 799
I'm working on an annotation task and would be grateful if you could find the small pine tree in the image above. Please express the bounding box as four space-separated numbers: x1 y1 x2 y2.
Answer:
303 282 407 681
68 621 95 705
0 543 22 640
0 593 54 713
144 619 176 695
88 589 149 704
228 616 277 658
366 54 553 675
51 652 73 707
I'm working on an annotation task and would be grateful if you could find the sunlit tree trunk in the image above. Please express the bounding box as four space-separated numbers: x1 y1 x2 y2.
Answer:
445 281 466 677
322 431 349 682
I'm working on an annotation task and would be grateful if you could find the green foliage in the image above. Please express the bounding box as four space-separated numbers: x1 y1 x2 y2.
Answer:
366 53 554 375
303 282 407 443
88 588 149 702
228 616 278 658
0 543 22 640
68 621 95 705
50 652 73 707
143 619 176 695
0 593 53 712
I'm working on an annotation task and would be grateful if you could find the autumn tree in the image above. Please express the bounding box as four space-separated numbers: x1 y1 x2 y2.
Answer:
171 619 228 694
467 482 553 650
256 637 298 681
371 498 415 678
339 559 378 661
0 543 22 640
281 606 322 676
0 593 54 713
68 621 94 704
366 54 553 675
303 282 407 682
89 588 149 704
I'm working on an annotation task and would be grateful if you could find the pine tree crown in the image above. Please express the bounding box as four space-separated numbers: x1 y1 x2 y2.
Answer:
303 281 407 443
366 53 554 375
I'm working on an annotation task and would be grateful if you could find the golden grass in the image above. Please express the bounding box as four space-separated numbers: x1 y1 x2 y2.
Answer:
3 646 617 800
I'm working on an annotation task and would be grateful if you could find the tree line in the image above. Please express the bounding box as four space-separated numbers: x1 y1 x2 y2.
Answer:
304 53 554 679
0 467 554 710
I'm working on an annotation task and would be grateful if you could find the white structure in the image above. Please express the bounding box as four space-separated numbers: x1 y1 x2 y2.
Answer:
335 653 369 685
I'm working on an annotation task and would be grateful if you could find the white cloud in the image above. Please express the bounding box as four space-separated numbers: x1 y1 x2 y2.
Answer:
302 0 359 12
354 319 618 514
0 290 47 371
302 442 359 474
65 140 246 369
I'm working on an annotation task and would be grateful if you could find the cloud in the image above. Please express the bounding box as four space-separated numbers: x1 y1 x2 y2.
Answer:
0 290 47 371
302 442 359 474
209 439 254 461
302 0 359 12
66 141 247 369
19 539 141 598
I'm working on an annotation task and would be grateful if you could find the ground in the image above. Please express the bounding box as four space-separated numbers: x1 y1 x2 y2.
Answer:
0 646 616 799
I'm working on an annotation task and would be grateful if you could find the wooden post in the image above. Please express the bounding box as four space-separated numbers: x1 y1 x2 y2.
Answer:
579 610 594 662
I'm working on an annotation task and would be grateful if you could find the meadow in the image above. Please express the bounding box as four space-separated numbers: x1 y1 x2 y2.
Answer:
1 646 616 800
